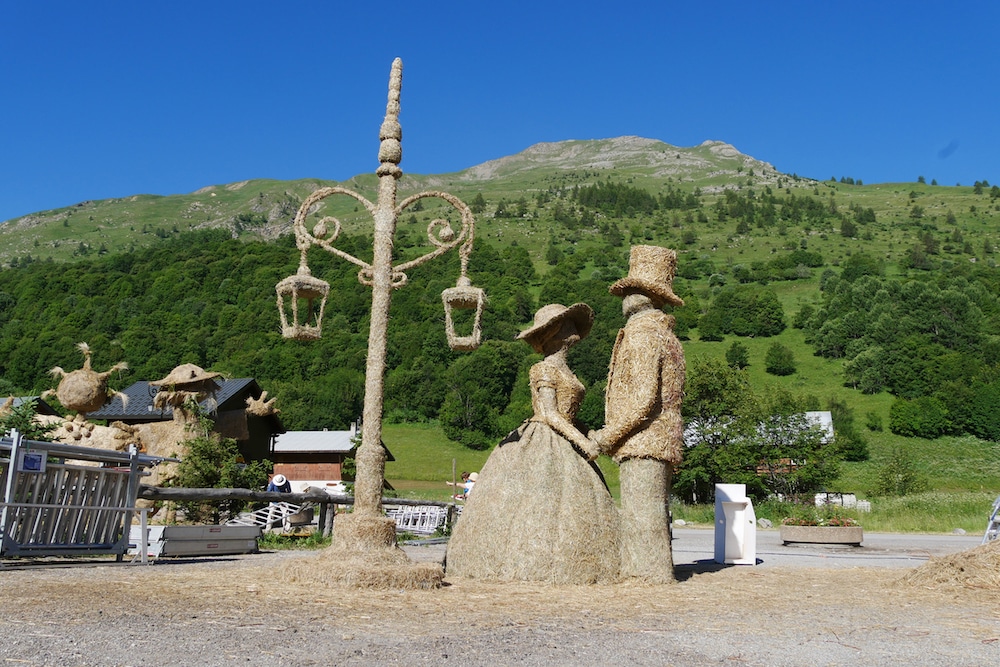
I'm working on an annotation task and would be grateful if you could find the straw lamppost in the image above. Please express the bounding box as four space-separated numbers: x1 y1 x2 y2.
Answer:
275 58 484 582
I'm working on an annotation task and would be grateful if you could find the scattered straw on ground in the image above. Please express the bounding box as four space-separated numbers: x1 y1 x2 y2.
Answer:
3 551 998 637
284 547 444 589
900 539 1000 589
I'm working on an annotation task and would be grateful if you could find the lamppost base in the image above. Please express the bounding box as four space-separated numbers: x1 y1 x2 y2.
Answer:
283 514 444 589
332 513 399 550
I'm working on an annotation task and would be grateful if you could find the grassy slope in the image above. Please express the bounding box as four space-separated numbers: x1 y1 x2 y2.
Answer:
383 422 622 503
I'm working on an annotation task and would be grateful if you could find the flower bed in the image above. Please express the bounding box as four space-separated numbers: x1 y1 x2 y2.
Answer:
779 524 864 545
780 513 863 545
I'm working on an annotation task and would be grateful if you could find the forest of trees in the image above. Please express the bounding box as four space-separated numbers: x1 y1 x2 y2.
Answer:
4 172 1000 500
0 229 643 447
801 252 1000 440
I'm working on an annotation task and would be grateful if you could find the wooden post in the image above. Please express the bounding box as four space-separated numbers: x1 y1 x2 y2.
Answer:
321 502 336 538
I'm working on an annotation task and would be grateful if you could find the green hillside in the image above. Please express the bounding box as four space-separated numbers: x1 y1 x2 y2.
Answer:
3 136 1000 511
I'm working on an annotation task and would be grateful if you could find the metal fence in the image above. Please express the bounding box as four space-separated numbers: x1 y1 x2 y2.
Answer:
1 429 172 559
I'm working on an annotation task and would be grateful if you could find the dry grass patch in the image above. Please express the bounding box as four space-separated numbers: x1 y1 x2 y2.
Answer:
3 551 998 639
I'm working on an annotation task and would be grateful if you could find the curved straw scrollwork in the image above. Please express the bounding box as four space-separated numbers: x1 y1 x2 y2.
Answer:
394 191 475 277
290 187 376 276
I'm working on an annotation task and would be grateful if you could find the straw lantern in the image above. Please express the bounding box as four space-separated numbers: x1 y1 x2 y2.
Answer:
442 277 486 351
276 269 331 341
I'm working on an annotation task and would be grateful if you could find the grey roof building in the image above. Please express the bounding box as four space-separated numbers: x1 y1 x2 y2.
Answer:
11 397 60 416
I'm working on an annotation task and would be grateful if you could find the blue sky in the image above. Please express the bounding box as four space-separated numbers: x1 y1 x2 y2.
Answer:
2 1 998 222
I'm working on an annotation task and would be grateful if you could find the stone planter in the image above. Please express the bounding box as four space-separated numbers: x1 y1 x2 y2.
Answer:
779 525 863 546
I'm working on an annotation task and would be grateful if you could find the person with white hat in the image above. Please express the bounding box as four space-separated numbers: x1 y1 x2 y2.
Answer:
267 473 291 494
463 471 478 498
591 245 686 583
264 473 292 529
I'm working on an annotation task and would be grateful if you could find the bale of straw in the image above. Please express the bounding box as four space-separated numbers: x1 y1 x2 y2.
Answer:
330 513 398 550
446 420 621 584
619 457 674 583
284 552 443 590
899 539 1000 589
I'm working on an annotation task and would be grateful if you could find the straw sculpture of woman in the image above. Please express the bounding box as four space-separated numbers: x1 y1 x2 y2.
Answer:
446 303 620 584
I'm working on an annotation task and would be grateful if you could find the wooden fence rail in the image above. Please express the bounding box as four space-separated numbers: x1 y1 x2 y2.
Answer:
136 486 457 537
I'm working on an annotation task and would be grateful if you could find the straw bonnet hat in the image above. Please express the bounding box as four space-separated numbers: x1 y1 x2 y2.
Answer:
609 245 685 307
149 363 222 388
516 303 594 352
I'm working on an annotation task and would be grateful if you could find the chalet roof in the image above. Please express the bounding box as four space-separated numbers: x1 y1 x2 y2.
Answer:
88 378 283 432
803 411 835 444
273 430 357 454
12 396 60 416
684 411 835 446
273 428 394 460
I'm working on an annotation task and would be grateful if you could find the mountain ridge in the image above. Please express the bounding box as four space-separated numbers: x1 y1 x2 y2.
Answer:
1 135 803 264
3 135 782 222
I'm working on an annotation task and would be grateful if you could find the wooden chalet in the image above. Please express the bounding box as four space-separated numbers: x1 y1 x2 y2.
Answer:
87 378 284 463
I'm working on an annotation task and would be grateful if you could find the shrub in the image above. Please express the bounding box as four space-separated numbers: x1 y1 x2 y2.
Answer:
869 446 927 497
171 406 272 523
725 341 750 369
888 396 950 438
0 398 56 441
864 411 883 432
765 343 796 376
781 513 859 527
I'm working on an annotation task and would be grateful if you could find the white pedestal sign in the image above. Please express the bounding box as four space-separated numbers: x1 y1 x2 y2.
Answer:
714 483 757 565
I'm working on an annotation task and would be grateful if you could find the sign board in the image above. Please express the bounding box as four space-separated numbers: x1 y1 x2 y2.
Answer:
16 449 46 473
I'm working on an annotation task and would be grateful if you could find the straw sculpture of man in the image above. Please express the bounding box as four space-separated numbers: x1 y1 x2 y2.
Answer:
591 245 686 583
447 303 621 584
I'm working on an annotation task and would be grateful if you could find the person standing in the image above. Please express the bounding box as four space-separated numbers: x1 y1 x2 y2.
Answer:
591 246 686 583
265 473 292 529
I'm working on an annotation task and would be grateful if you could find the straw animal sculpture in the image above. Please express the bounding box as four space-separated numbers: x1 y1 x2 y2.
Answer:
43 342 128 416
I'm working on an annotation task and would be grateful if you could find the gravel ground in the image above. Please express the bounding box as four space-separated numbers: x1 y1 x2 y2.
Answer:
1 538 998 667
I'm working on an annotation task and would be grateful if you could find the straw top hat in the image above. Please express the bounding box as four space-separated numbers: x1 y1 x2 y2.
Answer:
149 363 222 388
516 303 594 351
609 245 685 307
272 474 287 486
